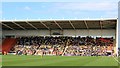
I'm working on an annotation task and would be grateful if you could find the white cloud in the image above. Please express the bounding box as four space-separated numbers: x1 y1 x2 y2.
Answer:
55 2 117 11
24 6 31 10
2 0 120 2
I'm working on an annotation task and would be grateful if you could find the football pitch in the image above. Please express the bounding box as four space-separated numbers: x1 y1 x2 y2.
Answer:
2 55 119 66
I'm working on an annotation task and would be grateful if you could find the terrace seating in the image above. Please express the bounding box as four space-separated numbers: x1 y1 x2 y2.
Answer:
10 36 115 56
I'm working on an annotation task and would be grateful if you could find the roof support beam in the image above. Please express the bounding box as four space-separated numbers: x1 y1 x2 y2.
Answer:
25 21 38 30
11 21 26 30
84 20 89 29
1 23 14 30
69 20 75 30
99 20 103 29
40 21 50 30
54 20 63 30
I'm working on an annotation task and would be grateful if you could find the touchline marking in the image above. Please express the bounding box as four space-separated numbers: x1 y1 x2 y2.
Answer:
113 57 120 64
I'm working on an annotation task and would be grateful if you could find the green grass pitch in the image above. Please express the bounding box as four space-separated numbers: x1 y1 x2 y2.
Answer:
2 55 119 66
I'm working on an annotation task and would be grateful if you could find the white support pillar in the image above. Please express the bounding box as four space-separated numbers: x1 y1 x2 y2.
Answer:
84 20 89 36
116 18 118 56
1 23 15 30
54 20 63 30
25 21 38 30
40 21 50 30
11 21 26 30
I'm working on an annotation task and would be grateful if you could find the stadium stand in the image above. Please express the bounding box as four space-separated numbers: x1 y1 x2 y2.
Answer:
6 36 115 56
1 19 117 56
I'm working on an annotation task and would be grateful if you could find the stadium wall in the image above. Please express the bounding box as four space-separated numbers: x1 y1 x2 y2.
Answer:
2 29 115 38
63 29 115 37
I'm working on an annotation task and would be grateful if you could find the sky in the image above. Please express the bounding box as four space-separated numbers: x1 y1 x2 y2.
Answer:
1 0 120 20
1 0 120 47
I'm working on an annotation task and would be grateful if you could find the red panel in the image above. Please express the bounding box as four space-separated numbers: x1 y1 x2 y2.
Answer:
2 38 17 54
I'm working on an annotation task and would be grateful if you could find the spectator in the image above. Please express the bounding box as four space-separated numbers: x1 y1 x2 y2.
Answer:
10 36 114 56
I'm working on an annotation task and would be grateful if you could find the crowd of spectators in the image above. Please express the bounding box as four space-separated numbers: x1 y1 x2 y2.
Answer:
10 36 115 56
118 48 120 56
